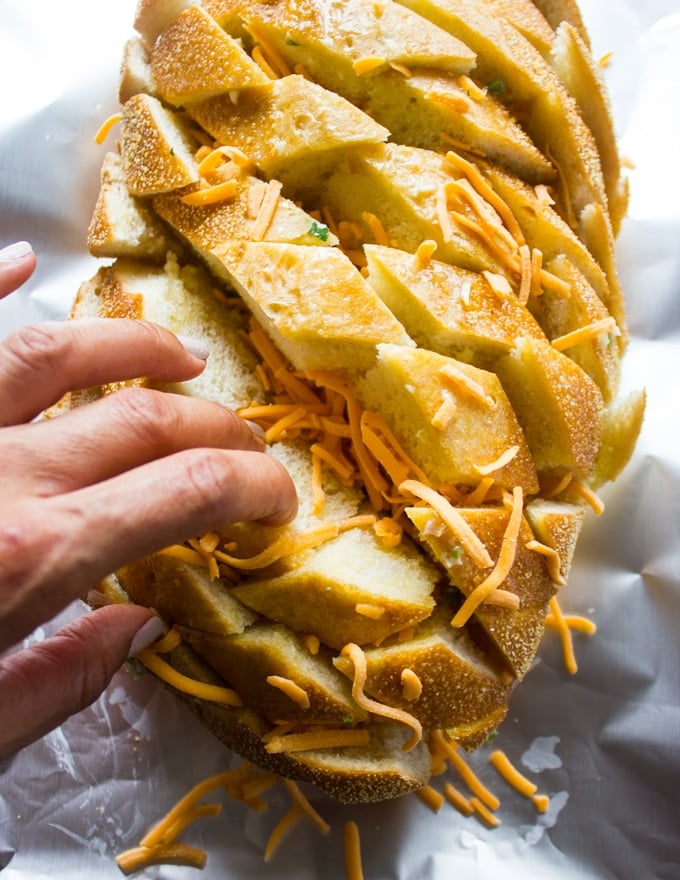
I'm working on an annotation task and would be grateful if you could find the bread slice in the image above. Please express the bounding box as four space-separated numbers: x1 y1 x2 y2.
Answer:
187 75 389 191
119 35 158 103
120 93 200 196
333 608 511 741
405 505 558 677
530 0 591 47
524 499 586 582
364 243 545 368
150 5 269 107
495 336 603 478
87 151 176 260
476 0 554 54
356 343 539 494
211 241 415 376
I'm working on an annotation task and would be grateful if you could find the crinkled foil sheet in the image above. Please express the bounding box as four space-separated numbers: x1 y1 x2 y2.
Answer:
1 1 679 877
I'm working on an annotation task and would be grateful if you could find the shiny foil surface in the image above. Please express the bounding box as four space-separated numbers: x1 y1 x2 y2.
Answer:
1 1 679 877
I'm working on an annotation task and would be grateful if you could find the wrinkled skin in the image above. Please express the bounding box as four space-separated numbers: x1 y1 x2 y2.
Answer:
0 242 297 760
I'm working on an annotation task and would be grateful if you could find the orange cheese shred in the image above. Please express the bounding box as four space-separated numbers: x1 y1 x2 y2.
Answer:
158 544 208 568
452 486 524 627
340 643 422 751
400 667 423 701
266 676 311 709
570 478 606 515
355 603 386 620
343 821 365 880
525 539 566 586
213 523 340 570
414 239 438 267
474 444 519 477
489 749 537 797
250 179 283 241
547 595 578 673
353 56 385 75
431 395 458 430
443 782 474 816
264 728 371 754
94 112 122 145
416 785 445 812
116 843 207 874
282 779 331 835
438 362 494 406
400 479 493 569
247 24 292 78
430 731 500 811
551 317 618 351
180 179 239 206
264 803 304 861
470 796 501 828
137 650 243 706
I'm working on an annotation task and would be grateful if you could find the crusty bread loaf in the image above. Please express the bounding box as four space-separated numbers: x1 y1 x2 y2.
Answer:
66 0 644 804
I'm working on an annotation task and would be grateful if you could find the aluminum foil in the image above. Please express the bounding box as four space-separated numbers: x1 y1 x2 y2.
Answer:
1 1 679 877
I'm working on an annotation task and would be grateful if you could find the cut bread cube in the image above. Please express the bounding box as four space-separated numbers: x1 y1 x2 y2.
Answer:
120 93 200 196
364 243 545 368
356 343 539 493
187 75 389 190
539 255 621 403
319 143 506 274
117 555 257 635
530 0 591 47
133 0 194 46
592 389 647 489
496 336 603 478
406 505 557 677
232 525 438 650
87 151 176 260
476 0 554 54
119 35 158 103
524 499 586 583
181 623 366 724
150 5 268 107
333 609 510 741
212 241 414 375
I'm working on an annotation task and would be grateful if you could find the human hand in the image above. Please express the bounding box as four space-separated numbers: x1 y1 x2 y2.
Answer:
0 242 297 760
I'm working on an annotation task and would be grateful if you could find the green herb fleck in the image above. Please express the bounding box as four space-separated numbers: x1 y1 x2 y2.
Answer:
449 546 463 565
286 36 300 46
169 147 175 156
308 220 330 241
487 78 506 97
341 714 354 724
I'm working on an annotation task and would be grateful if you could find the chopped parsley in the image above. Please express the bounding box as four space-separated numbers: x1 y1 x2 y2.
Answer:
487 78 506 97
308 220 330 241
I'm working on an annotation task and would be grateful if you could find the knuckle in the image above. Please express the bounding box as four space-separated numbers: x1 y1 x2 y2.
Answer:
108 386 184 448
182 448 229 508
3 322 63 378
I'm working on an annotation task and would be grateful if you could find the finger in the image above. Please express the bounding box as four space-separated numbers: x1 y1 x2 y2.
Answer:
0 450 297 645
2 385 265 496
0 241 36 299
0 604 161 761
0 318 209 426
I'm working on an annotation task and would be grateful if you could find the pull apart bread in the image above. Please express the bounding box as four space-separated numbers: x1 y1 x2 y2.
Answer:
65 0 645 803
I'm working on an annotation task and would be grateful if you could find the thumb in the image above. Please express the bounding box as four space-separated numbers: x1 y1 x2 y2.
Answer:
0 604 163 761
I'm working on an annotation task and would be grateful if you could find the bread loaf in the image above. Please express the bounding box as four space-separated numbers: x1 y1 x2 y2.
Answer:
69 0 644 804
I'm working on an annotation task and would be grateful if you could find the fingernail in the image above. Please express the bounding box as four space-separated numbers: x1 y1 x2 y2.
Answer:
0 241 33 262
176 334 210 361
245 419 266 440
128 615 165 656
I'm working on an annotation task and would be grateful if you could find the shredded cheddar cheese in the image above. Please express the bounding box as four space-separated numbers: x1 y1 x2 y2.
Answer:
570 478 606 515
264 728 371 754
470 796 501 827
343 821 365 880
551 317 618 351
400 480 493 569
452 486 524 627
416 785 445 812
137 649 243 706
443 782 474 816
414 239 438 267
474 445 519 476
265 803 304 861
400 668 423 702
489 749 537 797
180 179 239 206
250 179 283 241
353 56 385 75
355 603 386 619
94 112 122 145
431 395 458 430
246 24 292 78
547 596 578 673
116 843 207 874
266 675 311 709
340 643 422 751
525 539 566 586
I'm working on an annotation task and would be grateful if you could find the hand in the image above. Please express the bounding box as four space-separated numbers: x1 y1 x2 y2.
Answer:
0 242 298 760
